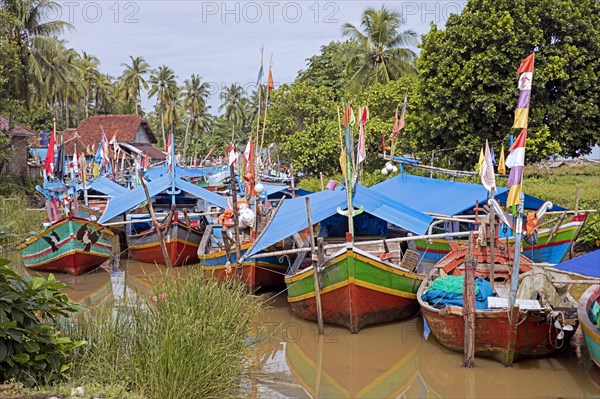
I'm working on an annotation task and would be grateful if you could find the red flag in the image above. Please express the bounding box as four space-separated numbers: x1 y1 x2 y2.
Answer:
343 105 352 127
165 134 171 153
381 131 386 153
267 69 274 92
228 142 238 166
393 96 407 136
44 126 55 177
516 53 535 75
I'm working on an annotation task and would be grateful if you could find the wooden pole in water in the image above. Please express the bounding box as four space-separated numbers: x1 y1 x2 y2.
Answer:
305 197 324 335
138 170 171 268
230 164 243 280
463 231 476 368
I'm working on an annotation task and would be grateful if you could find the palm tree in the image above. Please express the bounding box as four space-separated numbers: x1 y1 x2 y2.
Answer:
182 74 210 159
219 83 245 140
342 6 417 90
2 0 74 127
119 55 150 115
77 51 101 119
148 65 177 144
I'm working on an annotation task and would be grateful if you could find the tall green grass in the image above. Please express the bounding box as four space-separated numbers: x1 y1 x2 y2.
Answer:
0 197 45 250
67 271 261 399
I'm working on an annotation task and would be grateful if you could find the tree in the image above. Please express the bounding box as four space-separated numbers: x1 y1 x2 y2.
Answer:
219 83 245 141
148 65 177 145
76 51 101 119
182 74 210 159
119 56 150 116
341 6 417 91
417 0 600 167
265 82 340 175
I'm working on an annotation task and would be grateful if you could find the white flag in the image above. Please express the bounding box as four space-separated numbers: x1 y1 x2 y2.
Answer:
480 139 496 192
228 143 238 166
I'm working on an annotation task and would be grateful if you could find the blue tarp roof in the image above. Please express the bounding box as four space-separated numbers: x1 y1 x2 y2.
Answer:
99 174 227 223
553 250 600 278
261 183 311 198
88 176 128 197
145 166 222 180
371 174 566 216
246 185 433 257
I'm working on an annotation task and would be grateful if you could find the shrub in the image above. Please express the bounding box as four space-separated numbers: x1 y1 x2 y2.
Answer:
0 261 84 386
578 213 600 248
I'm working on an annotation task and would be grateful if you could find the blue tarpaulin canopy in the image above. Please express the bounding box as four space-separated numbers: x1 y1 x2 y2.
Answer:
246 185 433 257
145 166 222 181
553 250 600 278
261 183 311 199
371 174 565 216
99 173 227 223
87 176 128 197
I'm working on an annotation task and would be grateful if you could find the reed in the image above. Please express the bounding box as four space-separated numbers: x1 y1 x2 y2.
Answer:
66 270 261 399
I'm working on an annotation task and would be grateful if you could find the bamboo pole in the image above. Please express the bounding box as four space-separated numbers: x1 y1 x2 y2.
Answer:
305 197 324 335
463 231 476 368
489 188 496 292
138 171 171 268
230 164 242 280
319 172 325 191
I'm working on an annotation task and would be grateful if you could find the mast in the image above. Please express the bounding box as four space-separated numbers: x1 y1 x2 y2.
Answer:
508 193 524 309
345 120 355 240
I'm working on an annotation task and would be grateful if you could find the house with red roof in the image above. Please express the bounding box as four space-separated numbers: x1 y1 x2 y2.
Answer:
0 115 36 177
63 114 166 160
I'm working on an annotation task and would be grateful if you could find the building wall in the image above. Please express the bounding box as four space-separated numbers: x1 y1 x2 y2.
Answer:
133 125 154 144
6 136 29 177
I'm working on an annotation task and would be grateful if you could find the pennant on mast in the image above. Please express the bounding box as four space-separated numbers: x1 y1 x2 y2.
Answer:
513 53 534 129
480 140 496 192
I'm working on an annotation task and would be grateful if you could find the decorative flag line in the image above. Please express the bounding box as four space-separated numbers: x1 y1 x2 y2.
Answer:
513 53 534 129
505 128 527 207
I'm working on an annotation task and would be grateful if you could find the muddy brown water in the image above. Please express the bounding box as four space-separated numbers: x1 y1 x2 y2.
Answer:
10 259 600 398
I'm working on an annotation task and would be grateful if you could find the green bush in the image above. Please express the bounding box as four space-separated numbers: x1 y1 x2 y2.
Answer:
578 213 600 248
68 270 261 399
0 261 84 386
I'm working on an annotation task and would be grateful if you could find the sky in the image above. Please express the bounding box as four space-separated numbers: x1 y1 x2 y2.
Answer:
58 0 468 112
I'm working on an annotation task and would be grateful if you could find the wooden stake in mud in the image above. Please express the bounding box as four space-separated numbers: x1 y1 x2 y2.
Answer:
463 231 476 367
139 171 171 268
230 164 243 280
305 197 324 335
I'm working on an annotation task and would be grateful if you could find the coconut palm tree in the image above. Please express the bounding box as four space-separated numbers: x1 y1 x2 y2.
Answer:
119 55 150 115
219 83 245 140
2 0 74 127
148 65 177 144
182 74 210 159
77 51 102 119
342 6 417 90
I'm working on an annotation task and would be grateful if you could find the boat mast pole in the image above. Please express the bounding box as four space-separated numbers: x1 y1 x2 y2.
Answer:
508 192 524 309
169 128 176 207
489 187 496 292
345 124 355 240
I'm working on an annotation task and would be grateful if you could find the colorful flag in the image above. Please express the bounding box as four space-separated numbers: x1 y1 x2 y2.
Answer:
44 126 55 177
505 128 527 207
477 147 484 173
480 140 496 192
166 134 174 172
343 105 353 127
513 53 535 129
381 130 386 154
142 151 149 169
357 106 368 165
109 133 119 153
393 96 407 137
256 46 264 86
498 145 507 175
228 142 237 166
72 145 80 176
244 138 253 161
267 69 274 92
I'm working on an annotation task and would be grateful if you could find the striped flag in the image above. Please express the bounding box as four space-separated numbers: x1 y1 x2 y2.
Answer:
505 128 527 207
513 53 535 128
44 126 55 177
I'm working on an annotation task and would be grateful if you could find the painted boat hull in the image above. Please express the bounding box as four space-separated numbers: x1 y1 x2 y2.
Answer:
415 216 586 265
17 217 113 275
285 246 423 333
200 242 289 292
578 284 600 369
127 220 203 267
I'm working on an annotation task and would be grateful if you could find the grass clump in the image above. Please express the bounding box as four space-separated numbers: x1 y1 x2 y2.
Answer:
67 270 261 399
0 196 45 250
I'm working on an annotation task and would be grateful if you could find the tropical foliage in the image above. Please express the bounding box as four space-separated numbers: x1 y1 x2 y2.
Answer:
0 263 84 386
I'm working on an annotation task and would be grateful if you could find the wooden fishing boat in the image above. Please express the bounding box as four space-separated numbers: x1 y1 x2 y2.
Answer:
198 224 289 291
414 214 587 266
418 238 579 366
127 213 205 267
286 241 423 334
17 215 113 275
578 284 600 369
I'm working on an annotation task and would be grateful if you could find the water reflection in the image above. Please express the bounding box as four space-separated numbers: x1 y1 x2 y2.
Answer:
9 257 600 398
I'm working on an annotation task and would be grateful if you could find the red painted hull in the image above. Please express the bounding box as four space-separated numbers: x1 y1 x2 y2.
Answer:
421 304 575 365
204 262 285 292
26 252 109 275
129 240 199 267
291 283 420 333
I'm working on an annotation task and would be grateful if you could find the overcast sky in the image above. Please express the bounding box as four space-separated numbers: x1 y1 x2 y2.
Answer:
58 1 467 112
